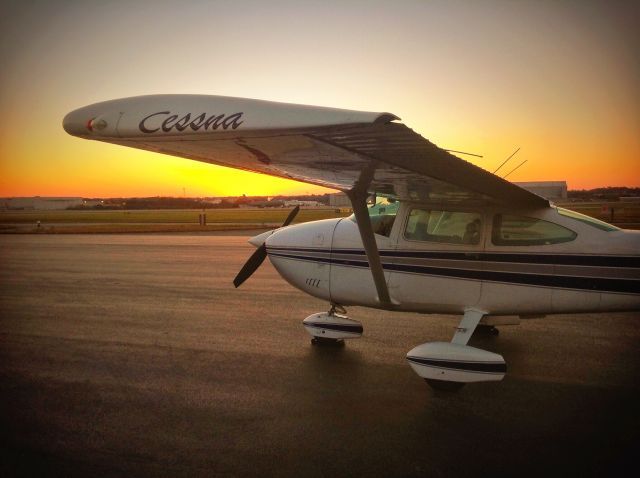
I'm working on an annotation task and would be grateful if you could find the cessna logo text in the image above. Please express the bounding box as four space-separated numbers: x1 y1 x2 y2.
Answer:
138 111 244 133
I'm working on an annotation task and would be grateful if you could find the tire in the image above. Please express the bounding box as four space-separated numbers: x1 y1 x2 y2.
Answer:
425 379 466 392
311 337 344 347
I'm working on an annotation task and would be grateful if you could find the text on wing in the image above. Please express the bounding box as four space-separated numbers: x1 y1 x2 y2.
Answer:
138 111 244 133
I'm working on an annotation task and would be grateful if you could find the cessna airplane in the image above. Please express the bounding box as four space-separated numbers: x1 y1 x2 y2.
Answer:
63 95 640 390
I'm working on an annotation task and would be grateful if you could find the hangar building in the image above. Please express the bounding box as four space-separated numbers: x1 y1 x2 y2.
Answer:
1 197 85 210
514 181 568 200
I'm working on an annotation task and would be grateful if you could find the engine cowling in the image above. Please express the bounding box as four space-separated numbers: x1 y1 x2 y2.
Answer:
406 342 506 383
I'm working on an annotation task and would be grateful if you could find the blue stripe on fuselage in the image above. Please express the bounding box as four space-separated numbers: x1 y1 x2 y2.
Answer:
266 247 640 294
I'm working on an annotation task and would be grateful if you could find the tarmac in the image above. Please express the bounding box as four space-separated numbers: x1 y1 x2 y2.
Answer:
0 234 638 477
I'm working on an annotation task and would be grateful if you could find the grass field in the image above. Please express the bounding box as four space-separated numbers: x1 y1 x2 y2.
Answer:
0 207 352 234
555 201 640 226
0 223 274 234
0 208 350 225
0 203 638 233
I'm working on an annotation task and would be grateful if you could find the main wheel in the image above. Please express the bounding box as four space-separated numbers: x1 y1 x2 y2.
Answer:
475 324 499 336
425 379 466 392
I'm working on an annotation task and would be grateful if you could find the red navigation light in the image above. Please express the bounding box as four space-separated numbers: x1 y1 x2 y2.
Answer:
86 118 94 131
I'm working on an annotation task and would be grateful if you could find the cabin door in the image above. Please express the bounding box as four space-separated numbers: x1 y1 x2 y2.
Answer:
387 207 484 313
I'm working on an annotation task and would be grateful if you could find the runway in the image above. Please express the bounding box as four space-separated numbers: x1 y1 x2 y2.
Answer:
1 234 638 477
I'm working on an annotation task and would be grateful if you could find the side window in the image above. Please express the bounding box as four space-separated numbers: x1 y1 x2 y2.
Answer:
369 199 399 237
556 207 619 232
492 214 576 246
349 197 399 237
404 209 482 244
370 214 396 237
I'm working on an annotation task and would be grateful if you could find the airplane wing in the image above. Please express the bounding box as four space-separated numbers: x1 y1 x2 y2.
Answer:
63 94 548 208
64 94 549 306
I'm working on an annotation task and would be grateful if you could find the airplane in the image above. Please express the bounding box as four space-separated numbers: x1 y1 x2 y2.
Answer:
63 94 640 391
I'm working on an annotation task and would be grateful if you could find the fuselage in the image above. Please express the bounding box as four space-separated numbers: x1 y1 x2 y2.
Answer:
263 202 640 316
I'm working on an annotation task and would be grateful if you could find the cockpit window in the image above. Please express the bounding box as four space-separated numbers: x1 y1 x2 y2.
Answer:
556 207 619 232
348 197 399 237
492 214 576 246
404 209 482 244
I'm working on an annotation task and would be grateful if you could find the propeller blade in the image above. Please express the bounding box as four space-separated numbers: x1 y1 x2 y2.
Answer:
281 205 300 227
233 206 300 288
233 243 267 288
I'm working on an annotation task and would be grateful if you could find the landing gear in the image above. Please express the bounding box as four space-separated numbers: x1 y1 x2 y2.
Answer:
475 324 499 336
329 304 346 316
425 379 465 392
406 308 507 390
311 337 344 347
303 304 363 343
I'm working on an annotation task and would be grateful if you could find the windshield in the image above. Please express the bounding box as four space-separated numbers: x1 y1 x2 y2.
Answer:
349 197 399 237
556 207 620 232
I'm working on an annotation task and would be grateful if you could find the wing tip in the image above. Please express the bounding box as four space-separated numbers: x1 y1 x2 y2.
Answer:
374 113 400 124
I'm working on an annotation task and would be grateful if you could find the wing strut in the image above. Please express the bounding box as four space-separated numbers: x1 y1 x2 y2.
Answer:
346 164 392 308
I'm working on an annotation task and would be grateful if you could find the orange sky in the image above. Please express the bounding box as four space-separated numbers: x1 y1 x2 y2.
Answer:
1 0 638 197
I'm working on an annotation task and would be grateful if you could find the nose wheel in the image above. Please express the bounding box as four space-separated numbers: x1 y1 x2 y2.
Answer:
311 337 345 347
303 305 363 345
425 379 466 392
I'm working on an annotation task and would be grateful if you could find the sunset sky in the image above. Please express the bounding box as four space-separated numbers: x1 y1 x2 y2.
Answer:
0 0 638 198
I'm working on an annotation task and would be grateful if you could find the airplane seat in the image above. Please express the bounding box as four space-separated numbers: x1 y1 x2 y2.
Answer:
371 215 395 237
377 215 396 237
463 220 481 244
369 215 382 232
412 222 429 241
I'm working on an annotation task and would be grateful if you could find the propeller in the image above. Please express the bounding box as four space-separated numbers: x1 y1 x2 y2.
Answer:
233 206 300 288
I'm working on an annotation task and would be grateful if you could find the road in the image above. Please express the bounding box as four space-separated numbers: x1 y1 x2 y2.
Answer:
1 234 638 477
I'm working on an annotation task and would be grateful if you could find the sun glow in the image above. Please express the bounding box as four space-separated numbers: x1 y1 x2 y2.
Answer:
1 1 638 197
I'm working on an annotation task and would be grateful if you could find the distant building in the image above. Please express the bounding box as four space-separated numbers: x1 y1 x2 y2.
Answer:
0 197 84 210
328 193 351 207
514 181 568 200
247 199 284 208
283 200 323 207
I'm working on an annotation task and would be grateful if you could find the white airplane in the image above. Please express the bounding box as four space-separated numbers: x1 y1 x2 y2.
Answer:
63 95 640 390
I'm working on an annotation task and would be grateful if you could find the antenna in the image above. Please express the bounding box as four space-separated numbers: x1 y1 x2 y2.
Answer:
493 147 520 174
503 159 528 179
443 149 483 158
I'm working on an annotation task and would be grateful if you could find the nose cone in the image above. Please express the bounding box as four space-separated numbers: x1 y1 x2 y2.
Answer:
248 229 274 247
